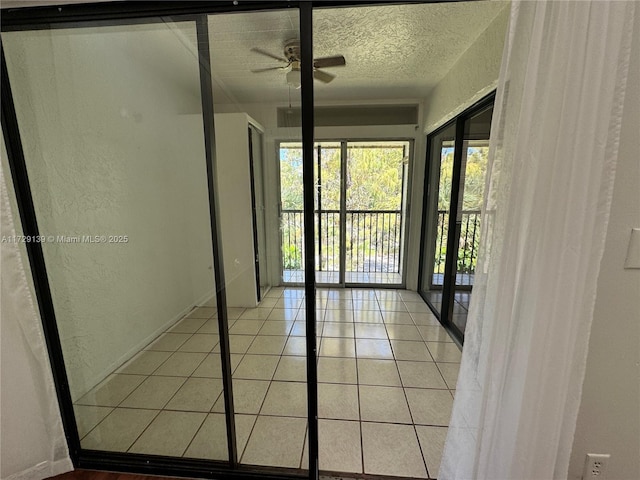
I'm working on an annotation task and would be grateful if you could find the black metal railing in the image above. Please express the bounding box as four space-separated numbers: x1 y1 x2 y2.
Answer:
346 210 401 273
281 209 402 274
281 210 305 271
434 209 481 277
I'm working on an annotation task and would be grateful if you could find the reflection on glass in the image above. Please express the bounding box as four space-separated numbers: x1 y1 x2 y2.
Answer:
280 140 408 286
315 143 341 284
420 104 493 335
433 141 455 286
450 105 493 334
208 9 308 470
280 143 305 283
420 123 457 312
2 21 226 458
346 141 408 285
280 141 343 285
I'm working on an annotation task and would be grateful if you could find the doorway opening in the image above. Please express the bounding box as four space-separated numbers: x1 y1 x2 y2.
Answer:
279 140 411 287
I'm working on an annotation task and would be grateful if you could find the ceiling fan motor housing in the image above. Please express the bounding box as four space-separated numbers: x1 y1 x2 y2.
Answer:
284 39 301 62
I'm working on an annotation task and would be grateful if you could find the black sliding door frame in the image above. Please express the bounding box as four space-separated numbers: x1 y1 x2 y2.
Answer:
1 3 313 480
417 91 496 344
1 40 82 460
195 16 238 467
247 125 263 303
2 2 461 480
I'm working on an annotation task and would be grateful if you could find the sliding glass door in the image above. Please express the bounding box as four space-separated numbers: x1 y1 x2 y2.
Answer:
2 17 234 459
446 106 493 334
346 142 409 285
315 142 342 284
419 95 494 341
279 140 410 287
207 9 310 470
420 123 457 312
2 2 497 479
1 3 316 478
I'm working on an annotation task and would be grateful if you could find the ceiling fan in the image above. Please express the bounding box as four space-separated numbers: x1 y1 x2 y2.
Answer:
250 39 346 88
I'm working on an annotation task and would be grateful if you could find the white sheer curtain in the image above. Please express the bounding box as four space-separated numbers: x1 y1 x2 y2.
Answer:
440 1 637 479
0 147 72 480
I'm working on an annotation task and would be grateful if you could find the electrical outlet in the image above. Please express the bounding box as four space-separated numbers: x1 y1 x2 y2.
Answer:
583 453 610 479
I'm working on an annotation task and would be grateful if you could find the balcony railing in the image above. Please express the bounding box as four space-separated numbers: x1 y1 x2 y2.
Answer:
281 209 402 274
434 209 481 280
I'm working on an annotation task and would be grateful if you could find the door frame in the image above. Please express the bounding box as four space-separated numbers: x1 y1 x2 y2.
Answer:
1 2 316 479
248 124 269 302
276 138 414 289
417 91 496 344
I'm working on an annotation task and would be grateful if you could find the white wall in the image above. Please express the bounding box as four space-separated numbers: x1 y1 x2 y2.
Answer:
214 99 426 289
2 25 215 400
423 3 509 134
568 10 640 479
214 113 261 308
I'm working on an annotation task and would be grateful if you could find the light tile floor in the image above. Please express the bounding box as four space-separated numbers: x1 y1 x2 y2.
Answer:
75 287 460 479
424 290 471 334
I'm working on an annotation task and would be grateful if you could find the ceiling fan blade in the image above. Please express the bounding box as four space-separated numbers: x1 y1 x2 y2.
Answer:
314 55 346 69
250 47 289 63
251 66 287 73
314 69 336 84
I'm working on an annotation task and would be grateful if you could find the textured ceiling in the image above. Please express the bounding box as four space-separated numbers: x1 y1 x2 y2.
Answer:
209 1 508 104
2 1 508 107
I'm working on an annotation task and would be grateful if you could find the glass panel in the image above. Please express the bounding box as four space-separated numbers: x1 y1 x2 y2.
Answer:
434 142 456 286
2 21 227 458
420 123 457 312
207 9 308 470
450 105 493 335
346 141 409 285
280 142 305 283
311 1 485 476
315 142 341 284
456 140 488 287
280 141 341 285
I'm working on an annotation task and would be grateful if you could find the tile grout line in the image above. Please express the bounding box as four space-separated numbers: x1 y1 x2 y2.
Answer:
76 288 457 472
405 293 458 478
86 310 217 456
399 296 431 479
118 347 192 453
355 296 366 476
237 289 294 465
181 410 215 460
174 411 208 458
123 408 165 454
382 292 431 478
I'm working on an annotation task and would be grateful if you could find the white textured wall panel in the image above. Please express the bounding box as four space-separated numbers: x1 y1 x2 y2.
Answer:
2 24 215 400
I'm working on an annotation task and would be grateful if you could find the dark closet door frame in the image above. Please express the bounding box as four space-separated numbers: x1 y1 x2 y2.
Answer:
247 125 262 303
417 91 496 345
1 2 315 480
2 2 461 480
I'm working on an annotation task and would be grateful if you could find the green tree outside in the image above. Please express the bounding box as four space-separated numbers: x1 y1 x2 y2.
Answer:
279 142 407 273
434 143 489 276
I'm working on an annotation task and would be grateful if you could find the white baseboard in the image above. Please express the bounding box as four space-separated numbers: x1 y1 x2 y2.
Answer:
71 288 216 402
